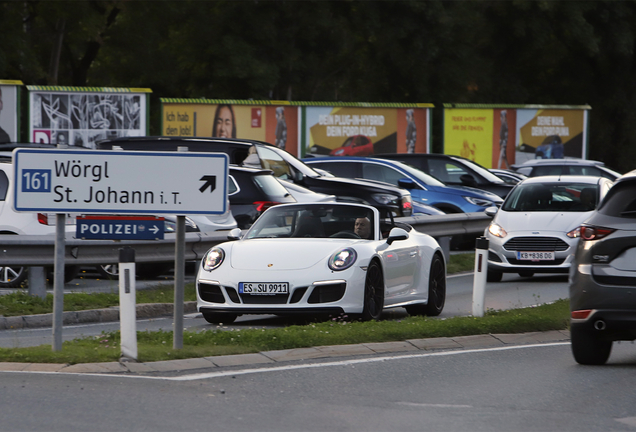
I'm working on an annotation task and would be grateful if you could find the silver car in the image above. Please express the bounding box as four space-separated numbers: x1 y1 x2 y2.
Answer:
485 175 614 282
569 170 636 365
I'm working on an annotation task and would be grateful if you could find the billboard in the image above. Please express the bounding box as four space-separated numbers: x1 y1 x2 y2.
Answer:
161 99 300 156
443 104 590 169
0 80 23 143
160 100 432 159
302 104 432 158
28 86 151 148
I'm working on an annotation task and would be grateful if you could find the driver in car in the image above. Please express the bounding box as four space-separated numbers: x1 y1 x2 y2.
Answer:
354 217 372 239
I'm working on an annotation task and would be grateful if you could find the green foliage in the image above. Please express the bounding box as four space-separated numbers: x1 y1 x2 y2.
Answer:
0 1 634 170
0 299 570 364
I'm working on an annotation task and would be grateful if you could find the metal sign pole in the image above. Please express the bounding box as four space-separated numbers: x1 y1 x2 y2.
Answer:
52 213 65 351
173 146 188 350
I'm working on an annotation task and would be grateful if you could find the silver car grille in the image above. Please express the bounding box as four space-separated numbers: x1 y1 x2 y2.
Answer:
503 236 570 252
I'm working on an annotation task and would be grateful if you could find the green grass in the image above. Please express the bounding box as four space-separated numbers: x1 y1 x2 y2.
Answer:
0 299 569 364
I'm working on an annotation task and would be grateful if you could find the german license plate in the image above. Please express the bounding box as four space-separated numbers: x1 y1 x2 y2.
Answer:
239 282 289 295
516 251 555 261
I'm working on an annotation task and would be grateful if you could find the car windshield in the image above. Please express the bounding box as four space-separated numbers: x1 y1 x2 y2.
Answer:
502 182 599 212
454 157 506 183
255 144 320 179
393 162 445 187
245 204 376 240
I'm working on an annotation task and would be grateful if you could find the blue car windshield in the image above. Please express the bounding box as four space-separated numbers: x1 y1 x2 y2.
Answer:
246 204 377 240
502 182 599 212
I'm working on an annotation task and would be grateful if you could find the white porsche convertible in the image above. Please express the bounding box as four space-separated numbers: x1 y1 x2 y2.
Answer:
196 202 446 324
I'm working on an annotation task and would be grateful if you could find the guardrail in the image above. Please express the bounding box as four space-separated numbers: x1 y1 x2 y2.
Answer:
0 212 492 267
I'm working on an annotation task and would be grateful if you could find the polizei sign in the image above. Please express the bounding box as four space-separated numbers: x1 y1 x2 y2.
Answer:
12 148 228 214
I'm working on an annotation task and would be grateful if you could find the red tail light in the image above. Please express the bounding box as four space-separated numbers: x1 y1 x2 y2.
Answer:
253 201 279 212
581 226 615 241
571 310 592 320
37 213 48 225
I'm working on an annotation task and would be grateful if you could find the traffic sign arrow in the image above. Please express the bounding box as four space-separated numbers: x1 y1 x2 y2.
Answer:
150 225 160 234
199 175 217 193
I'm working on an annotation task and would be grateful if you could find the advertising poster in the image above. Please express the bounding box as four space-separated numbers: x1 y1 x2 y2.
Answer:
28 86 150 148
443 104 590 169
303 104 431 158
0 80 22 143
444 108 495 168
160 100 300 157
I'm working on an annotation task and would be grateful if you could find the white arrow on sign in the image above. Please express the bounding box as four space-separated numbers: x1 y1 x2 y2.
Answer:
150 225 160 235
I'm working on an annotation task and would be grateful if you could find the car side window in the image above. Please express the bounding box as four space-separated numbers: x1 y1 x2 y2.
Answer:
0 170 8 201
362 164 404 186
569 166 602 177
532 166 563 176
256 146 293 179
228 175 239 196
598 182 636 218
311 161 359 178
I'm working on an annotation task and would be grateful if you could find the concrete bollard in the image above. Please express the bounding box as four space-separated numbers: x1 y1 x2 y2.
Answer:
472 236 489 317
119 246 137 360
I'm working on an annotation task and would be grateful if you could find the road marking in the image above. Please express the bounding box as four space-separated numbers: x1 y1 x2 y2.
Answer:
397 402 473 409
0 342 570 381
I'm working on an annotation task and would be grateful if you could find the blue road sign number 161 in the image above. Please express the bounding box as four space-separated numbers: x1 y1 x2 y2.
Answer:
22 169 52 193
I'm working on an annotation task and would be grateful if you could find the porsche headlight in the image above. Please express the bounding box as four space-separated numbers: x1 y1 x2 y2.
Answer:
488 223 507 238
202 247 225 271
328 248 357 271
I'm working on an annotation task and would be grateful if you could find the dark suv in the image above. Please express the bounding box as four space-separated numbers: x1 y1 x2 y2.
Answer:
97 137 413 217
228 166 296 228
569 169 636 365
372 153 514 198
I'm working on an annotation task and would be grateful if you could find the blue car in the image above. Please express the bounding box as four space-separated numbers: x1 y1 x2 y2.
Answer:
302 156 503 213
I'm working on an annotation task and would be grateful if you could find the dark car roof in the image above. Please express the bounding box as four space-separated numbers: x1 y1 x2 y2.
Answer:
98 136 410 196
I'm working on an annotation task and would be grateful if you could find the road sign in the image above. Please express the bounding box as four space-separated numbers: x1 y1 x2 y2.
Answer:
12 148 228 214
76 216 165 240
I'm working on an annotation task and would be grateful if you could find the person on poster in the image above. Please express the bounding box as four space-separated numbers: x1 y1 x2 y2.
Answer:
405 109 417 153
212 104 236 138
275 106 287 149
498 110 509 169
0 88 10 143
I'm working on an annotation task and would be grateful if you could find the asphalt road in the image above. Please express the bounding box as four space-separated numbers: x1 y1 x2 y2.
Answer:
0 271 570 349
2 340 636 431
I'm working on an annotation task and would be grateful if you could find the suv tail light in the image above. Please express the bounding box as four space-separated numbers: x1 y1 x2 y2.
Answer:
37 213 49 225
581 225 615 241
401 196 413 217
253 201 279 212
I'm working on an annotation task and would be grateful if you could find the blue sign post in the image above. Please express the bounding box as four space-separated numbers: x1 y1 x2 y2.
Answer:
76 216 165 240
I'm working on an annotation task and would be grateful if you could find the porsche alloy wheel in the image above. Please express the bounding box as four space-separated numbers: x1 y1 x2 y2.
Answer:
0 266 26 288
361 260 384 321
202 312 238 324
406 253 446 316
425 253 446 316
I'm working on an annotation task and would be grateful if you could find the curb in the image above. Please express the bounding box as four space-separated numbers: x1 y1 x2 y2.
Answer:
0 301 198 330
0 330 571 375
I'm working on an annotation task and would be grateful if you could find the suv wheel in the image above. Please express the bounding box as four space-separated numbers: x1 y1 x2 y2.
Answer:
570 327 612 365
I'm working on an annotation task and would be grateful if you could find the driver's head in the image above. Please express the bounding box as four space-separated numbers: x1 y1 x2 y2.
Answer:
354 217 371 239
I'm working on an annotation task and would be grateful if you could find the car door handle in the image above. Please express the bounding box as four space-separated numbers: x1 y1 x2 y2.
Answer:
410 251 417 257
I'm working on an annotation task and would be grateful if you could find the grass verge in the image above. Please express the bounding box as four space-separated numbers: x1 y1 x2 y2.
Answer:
0 299 569 364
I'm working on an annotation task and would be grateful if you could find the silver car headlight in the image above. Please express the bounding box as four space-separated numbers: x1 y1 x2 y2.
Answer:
202 247 225 271
488 223 507 238
464 196 494 207
328 248 357 271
